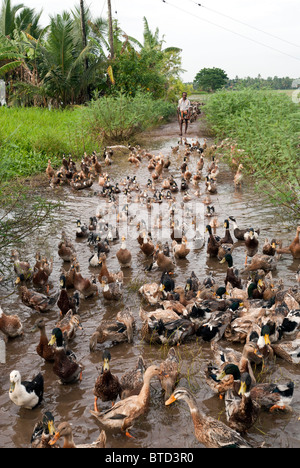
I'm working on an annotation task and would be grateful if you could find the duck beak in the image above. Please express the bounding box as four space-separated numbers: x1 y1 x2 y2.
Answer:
220 257 226 264
165 394 177 406
264 334 271 345
9 382 15 393
48 335 56 346
15 277 21 285
49 432 60 446
216 370 226 380
254 348 263 359
48 420 56 436
238 381 247 396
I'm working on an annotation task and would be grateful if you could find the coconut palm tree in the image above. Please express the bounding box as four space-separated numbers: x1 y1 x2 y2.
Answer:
0 0 42 38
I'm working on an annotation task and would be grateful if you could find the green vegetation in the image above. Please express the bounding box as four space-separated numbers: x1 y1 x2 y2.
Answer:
194 67 228 93
205 89 300 217
227 75 296 91
0 91 176 179
0 106 97 179
87 91 176 142
0 1 184 107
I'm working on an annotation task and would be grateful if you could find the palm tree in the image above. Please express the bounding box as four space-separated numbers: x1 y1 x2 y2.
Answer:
0 0 23 37
0 0 42 38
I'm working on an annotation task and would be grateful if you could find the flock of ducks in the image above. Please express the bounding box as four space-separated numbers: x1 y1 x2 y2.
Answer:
1 133 300 449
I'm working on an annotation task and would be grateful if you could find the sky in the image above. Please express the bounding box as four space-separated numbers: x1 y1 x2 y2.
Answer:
23 0 300 82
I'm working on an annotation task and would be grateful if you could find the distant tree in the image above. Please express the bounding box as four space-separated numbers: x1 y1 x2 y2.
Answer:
194 67 228 92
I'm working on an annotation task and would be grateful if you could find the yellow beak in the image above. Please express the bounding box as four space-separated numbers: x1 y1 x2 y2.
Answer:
48 420 56 436
165 394 177 406
264 334 271 345
9 382 15 393
48 335 56 346
238 381 247 396
49 432 60 446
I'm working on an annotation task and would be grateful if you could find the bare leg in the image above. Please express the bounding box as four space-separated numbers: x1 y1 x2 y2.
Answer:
179 119 183 136
185 120 189 134
94 396 99 413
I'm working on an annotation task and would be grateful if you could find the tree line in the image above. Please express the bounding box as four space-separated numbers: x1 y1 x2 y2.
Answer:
0 0 185 107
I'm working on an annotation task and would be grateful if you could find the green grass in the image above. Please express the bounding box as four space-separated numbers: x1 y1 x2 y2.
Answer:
0 92 176 180
205 88 300 217
0 106 98 180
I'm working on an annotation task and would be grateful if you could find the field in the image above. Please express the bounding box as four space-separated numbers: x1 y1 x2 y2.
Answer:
204 88 300 218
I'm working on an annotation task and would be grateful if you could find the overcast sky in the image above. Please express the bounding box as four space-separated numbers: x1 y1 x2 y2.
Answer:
23 0 300 82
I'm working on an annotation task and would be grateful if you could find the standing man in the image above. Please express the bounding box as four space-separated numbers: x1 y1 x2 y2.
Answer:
178 92 191 136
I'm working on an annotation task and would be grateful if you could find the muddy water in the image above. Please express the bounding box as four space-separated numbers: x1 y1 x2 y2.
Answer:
0 117 300 449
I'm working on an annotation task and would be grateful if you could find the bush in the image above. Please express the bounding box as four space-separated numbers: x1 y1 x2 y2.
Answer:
86 91 176 142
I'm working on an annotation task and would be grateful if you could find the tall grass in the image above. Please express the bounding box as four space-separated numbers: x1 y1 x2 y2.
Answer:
205 89 300 218
86 91 176 143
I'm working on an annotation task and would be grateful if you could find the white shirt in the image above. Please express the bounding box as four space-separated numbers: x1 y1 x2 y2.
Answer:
178 98 191 112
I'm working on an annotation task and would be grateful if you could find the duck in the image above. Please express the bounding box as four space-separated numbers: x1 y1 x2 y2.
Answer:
243 253 280 273
58 231 76 262
140 312 195 346
93 350 122 413
172 237 190 259
89 309 135 351
206 178 218 194
220 254 242 290
46 160 55 179
139 282 163 305
193 230 205 250
31 411 57 448
262 238 277 256
73 267 98 299
196 309 234 343
205 344 261 398
116 236 132 268
56 310 82 342
228 217 260 242
101 276 123 301
0 306 23 338
75 220 89 239
90 365 162 438
244 228 259 265
32 254 53 289
140 232 155 257
271 331 300 364
57 274 80 316
49 422 107 448
20 286 59 313
120 356 147 400
277 226 300 259
223 372 260 433
206 225 221 258
160 271 175 294
31 318 55 362
11 250 33 285
9 370 44 409
234 164 244 188
153 248 176 271
98 253 124 284
48 328 83 384
159 347 180 401
165 388 252 448
248 379 294 412
220 219 234 245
